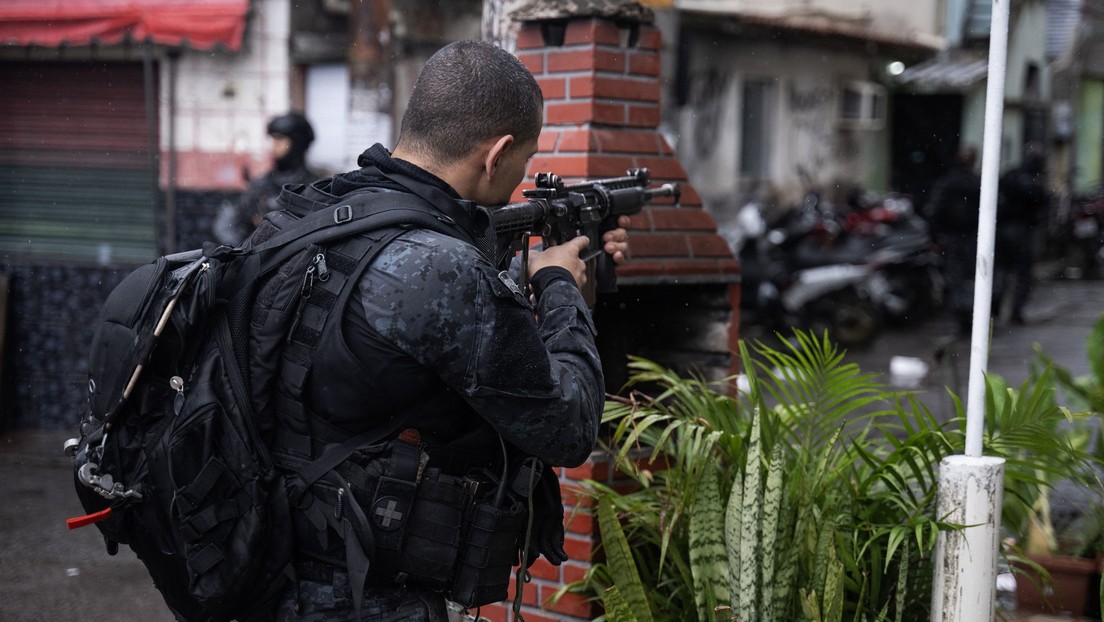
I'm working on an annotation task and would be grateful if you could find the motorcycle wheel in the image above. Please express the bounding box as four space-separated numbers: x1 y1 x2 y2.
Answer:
806 289 882 348
883 268 938 326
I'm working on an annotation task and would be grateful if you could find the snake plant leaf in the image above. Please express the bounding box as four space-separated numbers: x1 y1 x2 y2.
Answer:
725 459 744 609
738 406 764 622
760 443 785 620
812 514 835 601
690 466 731 622
603 586 641 622
772 490 798 619
823 551 844 622
893 544 909 622
598 493 655 622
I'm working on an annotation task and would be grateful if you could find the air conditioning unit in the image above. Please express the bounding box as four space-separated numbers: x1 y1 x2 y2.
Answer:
838 80 886 130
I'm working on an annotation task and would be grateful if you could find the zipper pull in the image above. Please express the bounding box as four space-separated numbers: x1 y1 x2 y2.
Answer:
314 253 330 281
170 376 185 415
299 253 329 299
301 264 316 299
334 487 345 519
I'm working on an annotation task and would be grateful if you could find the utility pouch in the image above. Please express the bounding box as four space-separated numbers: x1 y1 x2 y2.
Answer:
368 438 422 579
396 469 466 588
449 496 527 608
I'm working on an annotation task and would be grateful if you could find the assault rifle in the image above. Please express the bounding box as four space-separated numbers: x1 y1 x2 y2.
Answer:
489 168 679 303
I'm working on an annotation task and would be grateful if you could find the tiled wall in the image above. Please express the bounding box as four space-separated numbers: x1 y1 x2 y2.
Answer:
0 190 235 429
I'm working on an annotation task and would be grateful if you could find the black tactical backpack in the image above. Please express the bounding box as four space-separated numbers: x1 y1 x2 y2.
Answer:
65 189 452 621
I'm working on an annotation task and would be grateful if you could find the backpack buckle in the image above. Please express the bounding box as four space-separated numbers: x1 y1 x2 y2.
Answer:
333 204 353 224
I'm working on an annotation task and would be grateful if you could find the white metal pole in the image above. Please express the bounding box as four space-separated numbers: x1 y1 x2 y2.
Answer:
965 0 1010 457
931 456 1006 622
931 3 1010 621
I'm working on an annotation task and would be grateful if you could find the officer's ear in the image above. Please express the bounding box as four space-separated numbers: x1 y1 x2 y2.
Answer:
484 134 514 180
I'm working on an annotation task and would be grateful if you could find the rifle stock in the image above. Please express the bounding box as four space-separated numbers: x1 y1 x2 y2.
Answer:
487 168 679 304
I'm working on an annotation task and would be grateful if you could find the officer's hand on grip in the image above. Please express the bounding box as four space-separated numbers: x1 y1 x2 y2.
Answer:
603 215 631 265
527 235 590 289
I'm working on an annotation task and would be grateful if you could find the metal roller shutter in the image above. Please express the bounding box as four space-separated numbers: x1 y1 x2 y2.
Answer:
0 61 158 265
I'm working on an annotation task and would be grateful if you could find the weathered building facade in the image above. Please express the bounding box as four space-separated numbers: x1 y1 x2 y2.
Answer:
663 0 943 236
658 0 1064 249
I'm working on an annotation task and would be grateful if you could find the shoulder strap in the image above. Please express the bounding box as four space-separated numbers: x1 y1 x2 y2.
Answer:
270 185 467 462
252 190 473 268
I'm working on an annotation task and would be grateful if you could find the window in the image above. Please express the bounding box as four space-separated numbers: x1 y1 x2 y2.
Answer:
740 78 774 177
839 80 886 130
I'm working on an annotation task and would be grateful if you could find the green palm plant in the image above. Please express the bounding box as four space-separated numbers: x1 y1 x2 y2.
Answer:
558 329 1098 622
557 331 958 621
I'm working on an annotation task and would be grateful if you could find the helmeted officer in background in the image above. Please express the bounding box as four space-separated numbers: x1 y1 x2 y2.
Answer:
213 112 320 245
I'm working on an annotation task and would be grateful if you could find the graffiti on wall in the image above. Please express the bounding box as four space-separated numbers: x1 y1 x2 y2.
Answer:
689 67 728 159
787 82 835 182
787 81 862 185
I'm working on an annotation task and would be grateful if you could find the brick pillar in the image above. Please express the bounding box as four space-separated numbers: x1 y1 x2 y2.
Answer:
478 16 741 622
512 18 737 283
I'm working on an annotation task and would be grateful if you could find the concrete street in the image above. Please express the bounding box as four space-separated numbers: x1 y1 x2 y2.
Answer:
0 428 174 621
842 272 1104 416
0 272 1101 621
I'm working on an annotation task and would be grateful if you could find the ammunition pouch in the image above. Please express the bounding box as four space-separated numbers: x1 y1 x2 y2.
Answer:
285 432 539 608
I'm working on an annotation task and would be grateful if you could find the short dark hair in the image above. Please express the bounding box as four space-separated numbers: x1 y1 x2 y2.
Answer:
397 40 543 164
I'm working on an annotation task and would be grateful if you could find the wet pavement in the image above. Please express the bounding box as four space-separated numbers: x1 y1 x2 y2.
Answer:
0 428 174 621
0 271 1101 621
839 271 1104 418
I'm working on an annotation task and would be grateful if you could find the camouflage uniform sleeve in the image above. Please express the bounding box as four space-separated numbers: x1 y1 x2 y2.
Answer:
359 230 603 467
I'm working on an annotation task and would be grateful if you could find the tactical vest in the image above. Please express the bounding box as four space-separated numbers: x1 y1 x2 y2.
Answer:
252 173 535 609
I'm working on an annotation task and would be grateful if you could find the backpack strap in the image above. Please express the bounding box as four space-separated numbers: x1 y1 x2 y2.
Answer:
252 190 473 268
256 185 470 615
268 187 463 457
270 225 412 458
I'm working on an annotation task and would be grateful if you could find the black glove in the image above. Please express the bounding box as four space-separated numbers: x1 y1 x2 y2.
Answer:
525 464 568 566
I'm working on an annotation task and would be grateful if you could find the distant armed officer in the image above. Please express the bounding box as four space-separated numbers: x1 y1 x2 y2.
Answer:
214 112 320 245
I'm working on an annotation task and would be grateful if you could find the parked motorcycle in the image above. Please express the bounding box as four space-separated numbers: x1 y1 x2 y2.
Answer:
776 191 943 326
736 201 885 348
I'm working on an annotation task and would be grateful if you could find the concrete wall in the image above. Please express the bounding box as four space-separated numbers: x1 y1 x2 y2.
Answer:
674 36 888 222
955 0 1051 172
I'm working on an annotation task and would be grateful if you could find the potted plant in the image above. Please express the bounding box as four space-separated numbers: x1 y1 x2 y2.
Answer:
1000 325 1104 617
554 329 1104 622
1009 489 1100 617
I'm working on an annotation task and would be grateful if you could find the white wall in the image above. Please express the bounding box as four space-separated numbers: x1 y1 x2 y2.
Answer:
676 0 943 47
163 0 297 188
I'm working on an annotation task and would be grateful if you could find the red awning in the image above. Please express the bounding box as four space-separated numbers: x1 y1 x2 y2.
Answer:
0 0 249 51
